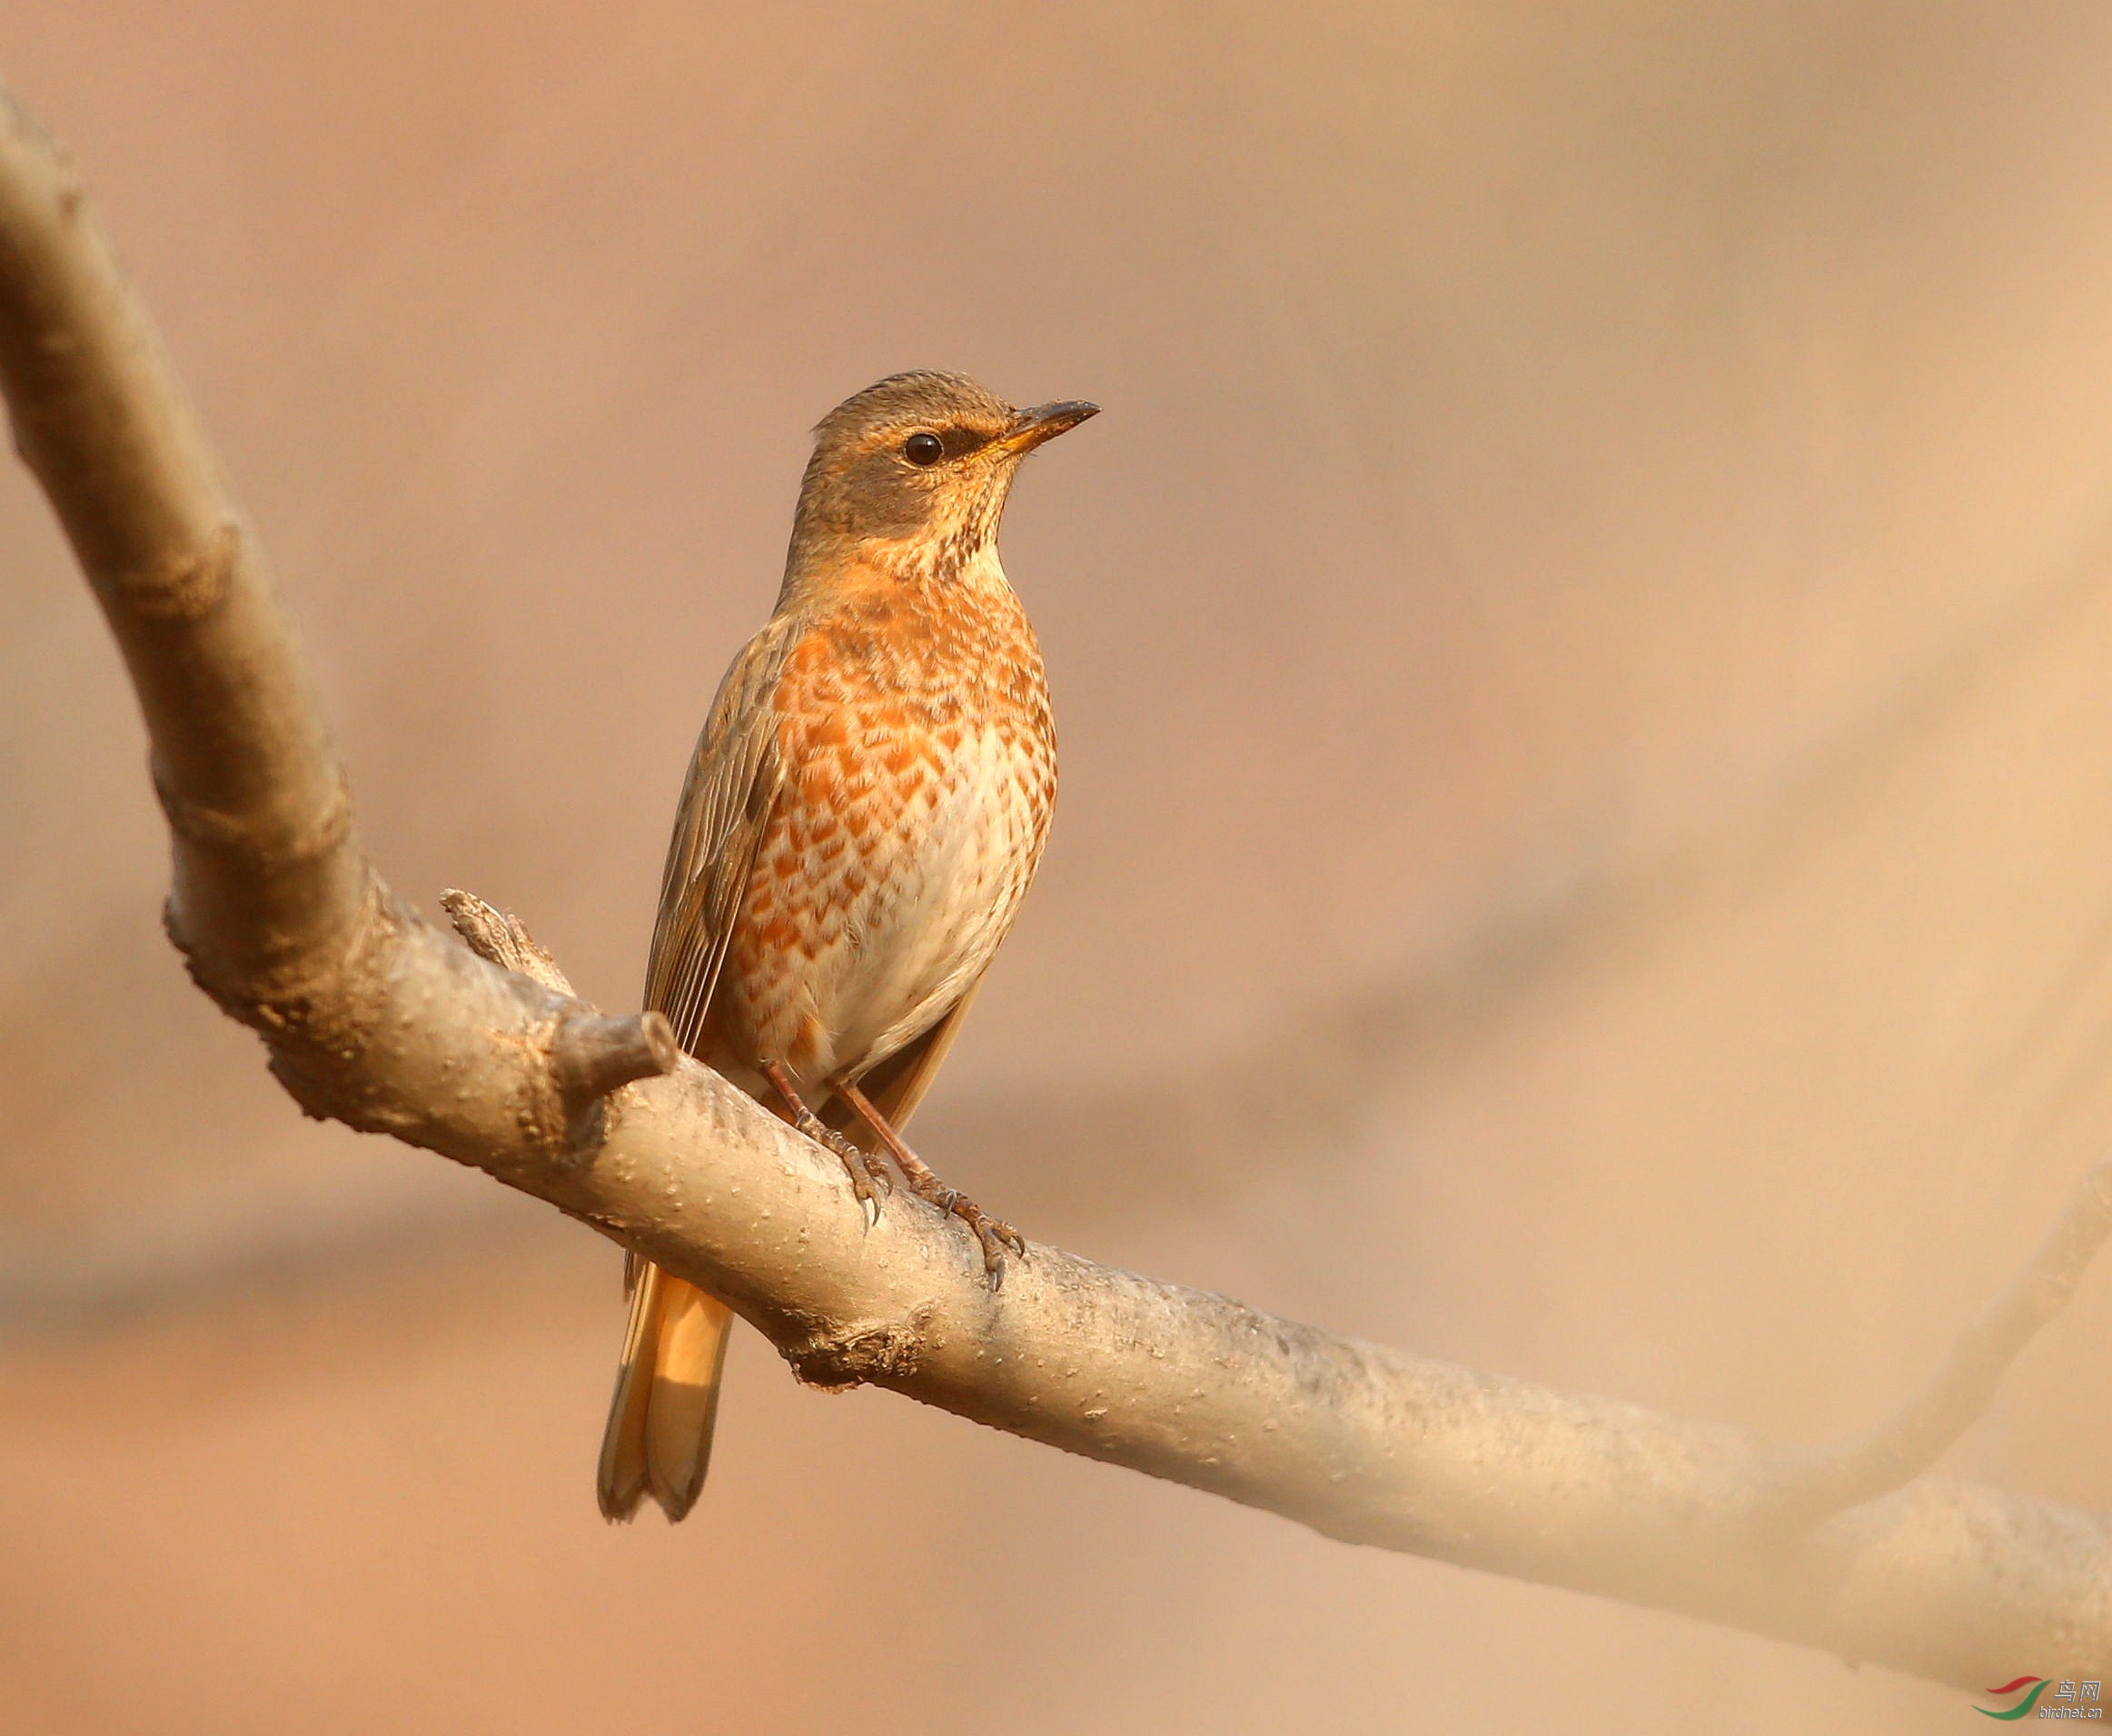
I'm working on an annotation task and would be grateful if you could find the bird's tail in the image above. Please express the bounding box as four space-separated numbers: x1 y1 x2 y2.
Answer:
596 1260 733 1523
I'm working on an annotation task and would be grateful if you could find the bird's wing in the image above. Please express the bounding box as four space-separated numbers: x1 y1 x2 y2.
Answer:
641 614 800 1056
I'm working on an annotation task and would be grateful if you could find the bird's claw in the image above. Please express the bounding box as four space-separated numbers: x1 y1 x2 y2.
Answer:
944 1194 1026 1291
790 1107 889 1228
834 1144 889 1230
832 1079 1026 1288
892 1174 1023 1287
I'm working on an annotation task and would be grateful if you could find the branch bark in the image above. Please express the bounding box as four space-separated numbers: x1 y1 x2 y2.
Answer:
1761 1155 2112 1527
3 82 2107 1692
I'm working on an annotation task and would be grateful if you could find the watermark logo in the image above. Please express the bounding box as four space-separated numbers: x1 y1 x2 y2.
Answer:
1980 1680 2052 1721
1977 1679 2103 1721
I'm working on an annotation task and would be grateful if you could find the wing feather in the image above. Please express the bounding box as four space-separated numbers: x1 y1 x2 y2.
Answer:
642 615 801 1056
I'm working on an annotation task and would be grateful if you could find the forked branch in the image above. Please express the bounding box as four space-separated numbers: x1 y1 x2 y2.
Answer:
438 888 679 1150
1764 1154 2112 1523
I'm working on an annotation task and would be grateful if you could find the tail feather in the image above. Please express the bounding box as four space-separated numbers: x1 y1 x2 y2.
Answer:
597 1263 733 1523
597 996 975 1523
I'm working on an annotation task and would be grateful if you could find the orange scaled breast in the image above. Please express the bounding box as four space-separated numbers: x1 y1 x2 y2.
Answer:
719 569 1056 1091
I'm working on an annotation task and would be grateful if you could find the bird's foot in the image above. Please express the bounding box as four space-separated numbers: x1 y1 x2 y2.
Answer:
908 1175 1027 1287
836 1078 1026 1289
761 1061 891 1228
815 1121 892 1230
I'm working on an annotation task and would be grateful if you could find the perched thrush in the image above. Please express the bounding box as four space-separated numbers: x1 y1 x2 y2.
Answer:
598 371 1096 1523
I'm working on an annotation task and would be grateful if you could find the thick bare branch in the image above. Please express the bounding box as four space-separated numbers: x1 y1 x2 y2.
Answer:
0 90 366 1017
2 82 2107 1691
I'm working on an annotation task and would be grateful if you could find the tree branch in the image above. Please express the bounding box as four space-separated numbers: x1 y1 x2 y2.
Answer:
1763 1154 2112 1525
437 888 679 1152
3 81 2107 1691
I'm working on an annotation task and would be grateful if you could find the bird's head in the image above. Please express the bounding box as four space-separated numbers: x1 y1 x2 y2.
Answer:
787 371 1098 585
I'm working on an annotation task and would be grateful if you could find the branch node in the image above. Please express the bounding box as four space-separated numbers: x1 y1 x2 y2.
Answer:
552 1010 680 1106
116 519 239 620
440 888 572 996
785 1316 928 1390
152 756 352 865
438 891 674 1161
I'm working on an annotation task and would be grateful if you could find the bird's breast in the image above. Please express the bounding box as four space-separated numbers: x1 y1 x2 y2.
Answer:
722 575 1056 1086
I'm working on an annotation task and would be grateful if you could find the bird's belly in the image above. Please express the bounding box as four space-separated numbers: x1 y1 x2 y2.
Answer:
729 725 1047 1086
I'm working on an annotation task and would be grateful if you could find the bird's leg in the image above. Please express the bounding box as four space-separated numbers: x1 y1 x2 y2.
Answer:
836 1079 1026 1287
759 1059 891 1227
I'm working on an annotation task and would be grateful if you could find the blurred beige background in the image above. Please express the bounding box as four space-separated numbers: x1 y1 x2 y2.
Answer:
5 2 2112 1730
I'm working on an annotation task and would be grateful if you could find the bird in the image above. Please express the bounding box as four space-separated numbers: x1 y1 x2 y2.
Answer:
597 370 1097 1523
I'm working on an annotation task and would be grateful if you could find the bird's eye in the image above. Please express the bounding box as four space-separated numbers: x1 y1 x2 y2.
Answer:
903 432 945 467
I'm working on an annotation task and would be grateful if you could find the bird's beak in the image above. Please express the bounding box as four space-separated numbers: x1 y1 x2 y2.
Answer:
998 400 1100 453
